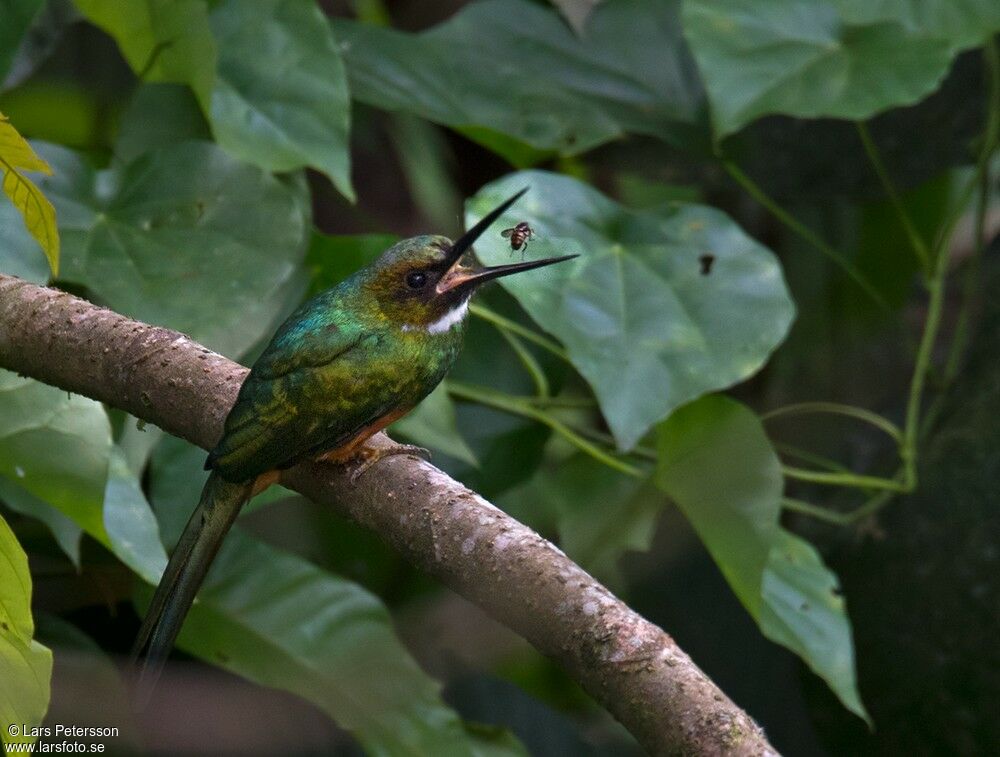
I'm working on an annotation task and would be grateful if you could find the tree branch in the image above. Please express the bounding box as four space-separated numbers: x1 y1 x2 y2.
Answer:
0 274 777 756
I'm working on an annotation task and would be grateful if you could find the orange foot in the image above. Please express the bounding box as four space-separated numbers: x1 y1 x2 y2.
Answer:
319 442 431 484
344 442 431 483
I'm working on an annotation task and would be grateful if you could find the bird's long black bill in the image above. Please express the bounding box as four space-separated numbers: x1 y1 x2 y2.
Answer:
438 253 578 293
445 187 529 266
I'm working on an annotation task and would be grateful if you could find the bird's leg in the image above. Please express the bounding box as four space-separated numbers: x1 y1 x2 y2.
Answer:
317 434 432 483
345 442 431 483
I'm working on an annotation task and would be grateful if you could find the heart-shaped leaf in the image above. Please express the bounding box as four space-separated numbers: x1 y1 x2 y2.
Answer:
656 395 868 723
334 0 706 158
467 170 795 450
5 141 309 358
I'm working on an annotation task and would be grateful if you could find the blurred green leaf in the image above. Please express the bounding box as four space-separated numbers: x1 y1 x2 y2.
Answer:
656 394 868 723
204 0 353 200
681 0 1000 138
0 373 166 580
0 0 43 84
306 232 396 295
73 0 216 100
114 83 211 163
393 382 478 467
467 170 796 451
0 512 52 746
501 456 660 585
101 446 167 585
0 370 111 537
334 0 706 156
159 529 525 756
0 479 82 567
0 111 58 274
12 141 309 358
147 436 207 548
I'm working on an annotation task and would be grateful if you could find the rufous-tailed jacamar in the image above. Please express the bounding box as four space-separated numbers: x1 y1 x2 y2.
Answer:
131 189 574 693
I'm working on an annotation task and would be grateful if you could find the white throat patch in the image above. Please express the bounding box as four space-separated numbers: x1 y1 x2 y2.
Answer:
403 297 470 334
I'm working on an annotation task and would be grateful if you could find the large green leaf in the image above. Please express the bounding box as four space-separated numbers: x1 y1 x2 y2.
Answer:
655 394 868 722
160 529 525 756
204 0 353 200
0 370 111 536
334 0 705 158
682 0 1000 138
0 0 43 84
0 512 52 746
467 171 795 450
73 0 216 100
9 141 309 358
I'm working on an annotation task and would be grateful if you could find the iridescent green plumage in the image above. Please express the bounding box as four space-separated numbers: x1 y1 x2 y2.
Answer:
131 190 575 696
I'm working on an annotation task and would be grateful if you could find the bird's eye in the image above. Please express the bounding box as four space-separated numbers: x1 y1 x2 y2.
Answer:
405 271 428 290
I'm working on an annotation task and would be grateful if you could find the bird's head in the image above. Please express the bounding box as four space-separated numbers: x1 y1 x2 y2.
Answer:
364 189 575 333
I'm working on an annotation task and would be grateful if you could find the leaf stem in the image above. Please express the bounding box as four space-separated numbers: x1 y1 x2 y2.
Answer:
781 465 908 492
855 121 931 272
525 395 597 409
469 303 569 361
720 158 888 309
773 442 852 474
763 401 902 443
497 327 550 398
447 381 641 476
781 491 894 526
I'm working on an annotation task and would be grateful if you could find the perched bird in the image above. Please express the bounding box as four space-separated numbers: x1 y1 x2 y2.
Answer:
131 189 574 696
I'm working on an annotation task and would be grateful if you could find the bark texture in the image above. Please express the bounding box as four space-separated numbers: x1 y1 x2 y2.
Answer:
0 274 778 756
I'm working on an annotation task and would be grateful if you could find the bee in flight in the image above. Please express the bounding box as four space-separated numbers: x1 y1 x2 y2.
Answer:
698 253 716 276
501 222 535 254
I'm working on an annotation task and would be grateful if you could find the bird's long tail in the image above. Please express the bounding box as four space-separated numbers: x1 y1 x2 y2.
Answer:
130 471 251 701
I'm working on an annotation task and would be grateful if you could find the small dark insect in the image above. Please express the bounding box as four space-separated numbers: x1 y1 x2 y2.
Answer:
501 222 535 253
698 253 716 275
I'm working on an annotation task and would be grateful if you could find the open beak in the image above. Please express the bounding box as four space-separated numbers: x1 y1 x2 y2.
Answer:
437 188 577 294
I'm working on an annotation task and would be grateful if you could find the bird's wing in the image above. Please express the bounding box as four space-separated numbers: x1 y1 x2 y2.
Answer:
207 313 381 480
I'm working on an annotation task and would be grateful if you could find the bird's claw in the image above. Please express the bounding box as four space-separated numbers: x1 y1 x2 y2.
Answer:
347 443 432 483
